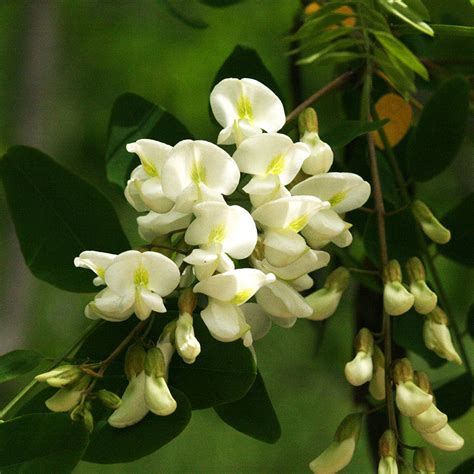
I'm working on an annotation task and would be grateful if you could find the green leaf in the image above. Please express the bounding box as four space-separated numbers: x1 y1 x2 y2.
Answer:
434 373 473 420
363 209 421 266
373 31 429 80
0 413 89 473
83 388 191 464
397 23 474 37
468 304 474 339
439 192 474 267
214 371 281 443
0 147 130 293
0 350 43 384
169 317 257 409
392 311 446 368
106 93 192 189
198 0 243 6
377 0 434 36
297 37 362 65
407 76 470 182
212 45 281 97
322 119 388 148
164 0 208 29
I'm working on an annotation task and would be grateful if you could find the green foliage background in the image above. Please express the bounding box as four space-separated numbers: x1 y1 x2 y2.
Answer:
0 0 472 472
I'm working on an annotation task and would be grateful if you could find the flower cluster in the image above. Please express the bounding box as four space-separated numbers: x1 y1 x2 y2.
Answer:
38 78 370 428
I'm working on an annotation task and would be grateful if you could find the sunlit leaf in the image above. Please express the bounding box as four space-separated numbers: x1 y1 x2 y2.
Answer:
106 93 192 189
322 119 388 148
0 147 130 293
377 0 434 36
407 76 469 182
0 413 89 473
215 371 281 443
372 93 413 149
0 350 44 384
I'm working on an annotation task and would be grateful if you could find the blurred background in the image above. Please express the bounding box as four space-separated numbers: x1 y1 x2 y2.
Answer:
0 1 472 472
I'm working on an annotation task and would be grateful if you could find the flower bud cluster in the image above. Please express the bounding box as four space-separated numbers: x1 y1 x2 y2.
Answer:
393 360 464 452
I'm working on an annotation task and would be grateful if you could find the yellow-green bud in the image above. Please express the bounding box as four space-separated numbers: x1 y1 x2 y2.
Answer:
354 328 374 353
414 371 431 394
379 429 397 458
83 408 94 433
325 267 350 292
145 347 166 379
298 107 319 135
393 358 414 384
406 257 426 283
334 413 363 443
97 389 122 410
412 200 451 245
178 288 197 315
35 365 82 388
383 260 403 283
369 345 386 401
427 306 448 325
124 343 146 379
413 447 435 473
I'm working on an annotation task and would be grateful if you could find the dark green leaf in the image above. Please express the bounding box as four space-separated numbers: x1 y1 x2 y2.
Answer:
215 371 281 443
83 388 191 464
434 373 473 420
198 0 243 6
407 76 469 182
169 317 257 409
468 304 474 339
373 31 429 79
453 457 474 474
392 311 446 368
397 23 474 37
0 350 43 384
212 46 281 97
322 119 388 148
0 413 89 473
0 147 130 293
439 192 474 267
363 209 421 266
164 0 209 29
377 0 434 36
106 93 192 189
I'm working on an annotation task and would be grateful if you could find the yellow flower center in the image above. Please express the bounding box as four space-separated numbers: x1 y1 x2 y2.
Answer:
134 266 149 287
231 289 253 305
237 95 254 123
191 161 207 185
288 214 309 233
266 154 285 175
142 158 159 177
208 224 226 243
328 191 346 207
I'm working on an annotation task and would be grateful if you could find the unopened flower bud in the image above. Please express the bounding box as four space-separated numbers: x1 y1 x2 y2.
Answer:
383 261 414 316
369 346 386 400
298 107 319 135
393 359 433 417
175 312 201 364
413 371 431 394
82 407 94 433
97 389 122 410
378 430 398 474
178 288 197 315
344 329 373 386
305 267 350 320
423 310 462 365
421 423 464 451
406 258 437 314
410 403 447 434
145 347 166 379
35 365 82 388
413 447 435 473
412 200 451 245
124 343 146 379
309 413 362 473
45 375 91 413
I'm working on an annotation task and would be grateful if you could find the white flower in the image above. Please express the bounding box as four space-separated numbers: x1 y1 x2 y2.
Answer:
35 365 81 388
74 251 117 286
232 133 310 205
45 387 83 413
420 423 464 451
395 380 433 417
83 250 180 321
309 438 356 474
378 456 398 474
160 140 240 214
184 201 257 280
292 172 371 249
300 131 334 175
193 269 275 345
210 78 285 145
410 403 448 434
124 139 174 213
137 209 192 242
423 318 462 365
383 281 415 316
240 303 273 341
410 280 437 315
345 351 373 386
